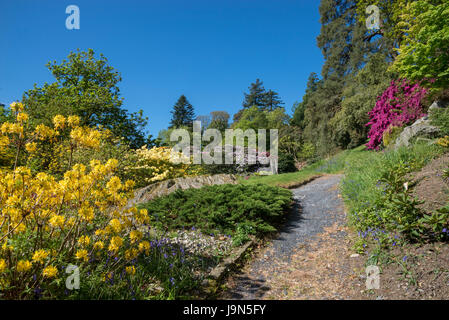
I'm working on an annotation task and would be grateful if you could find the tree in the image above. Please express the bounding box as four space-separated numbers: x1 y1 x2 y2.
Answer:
0 103 7 123
266 107 290 129
302 77 343 156
169 95 195 128
23 49 149 149
329 53 393 148
262 90 284 111
157 126 191 147
291 72 320 129
392 1 449 89
242 79 266 109
355 0 409 59
299 0 388 154
208 111 230 132
232 106 268 131
233 105 290 131
196 114 212 132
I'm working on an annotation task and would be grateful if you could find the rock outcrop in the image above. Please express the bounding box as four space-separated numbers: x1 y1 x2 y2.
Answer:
393 117 440 148
127 174 238 207
393 100 448 148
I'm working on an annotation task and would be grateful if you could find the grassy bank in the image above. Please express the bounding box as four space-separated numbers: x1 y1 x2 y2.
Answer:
240 145 368 188
243 142 447 249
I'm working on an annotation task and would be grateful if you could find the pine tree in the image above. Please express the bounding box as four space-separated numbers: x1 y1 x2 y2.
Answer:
262 90 284 111
301 0 380 154
242 79 266 108
169 95 195 128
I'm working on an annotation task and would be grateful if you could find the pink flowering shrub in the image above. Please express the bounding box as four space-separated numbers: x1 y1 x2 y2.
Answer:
366 79 428 150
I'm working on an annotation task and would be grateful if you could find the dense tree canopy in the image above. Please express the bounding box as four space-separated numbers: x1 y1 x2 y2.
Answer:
208 111 230 132
330 53 393 148
392 1 449 88
23 49 149 149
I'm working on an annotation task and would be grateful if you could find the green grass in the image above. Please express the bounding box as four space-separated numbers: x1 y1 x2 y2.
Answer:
241 142 446 243
239 167 321 188
341 142 444 217
340 142 449 253
240 145 368 188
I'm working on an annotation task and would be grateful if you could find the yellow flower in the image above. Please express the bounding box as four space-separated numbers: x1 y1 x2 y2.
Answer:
95 229 105 237
53 115 66 130
0 259 7 273
49 215 65 229
0 135 9 147
78 235 90 247
125 266 136 275
105 159 118 172
138 241 150 254
66 217 76 228
32 249 49 264
43 265 58 278
93 241 104 250
1 239 13 252
34 124 56 140
70 126 101 148
17 260 32 272
10 102 24 112
0 122 10 134
106 176 122 193
16 112 29 123
103 272 114 282
75 249 89 262
109 219 122 233
124 180 135 190
67 115 80 127
124 248 139 261
25 142 37 153
437 136 449 147
78 206 94 222
108 236 123 253
129 230 142 244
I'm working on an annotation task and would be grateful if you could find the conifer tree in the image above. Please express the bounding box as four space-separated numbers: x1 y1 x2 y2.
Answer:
242 79 266 109
169 95 195 128
262 90 284 111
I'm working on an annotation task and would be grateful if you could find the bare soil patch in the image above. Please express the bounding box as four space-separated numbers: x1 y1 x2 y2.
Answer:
410 153 449 213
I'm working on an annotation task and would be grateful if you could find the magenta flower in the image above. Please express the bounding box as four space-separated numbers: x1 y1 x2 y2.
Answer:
366 79 428 150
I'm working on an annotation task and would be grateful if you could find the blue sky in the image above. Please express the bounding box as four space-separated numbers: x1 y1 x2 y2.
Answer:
0 0 324 137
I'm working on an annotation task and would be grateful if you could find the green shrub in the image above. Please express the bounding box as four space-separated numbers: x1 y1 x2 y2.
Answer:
430 107 449 136
297 142 316 162
342 142 447 244
139 184 292 245
278 152 297 173
382 125 403 147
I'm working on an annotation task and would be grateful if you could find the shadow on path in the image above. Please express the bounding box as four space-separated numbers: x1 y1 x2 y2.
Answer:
222 174 345 300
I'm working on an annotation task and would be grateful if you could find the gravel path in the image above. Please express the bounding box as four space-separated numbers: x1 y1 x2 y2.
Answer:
222 174 347 299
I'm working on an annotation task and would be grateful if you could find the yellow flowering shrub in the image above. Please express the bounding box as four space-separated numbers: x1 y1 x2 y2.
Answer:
437 136 449 148
124 146 193 187
0 104 152 299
